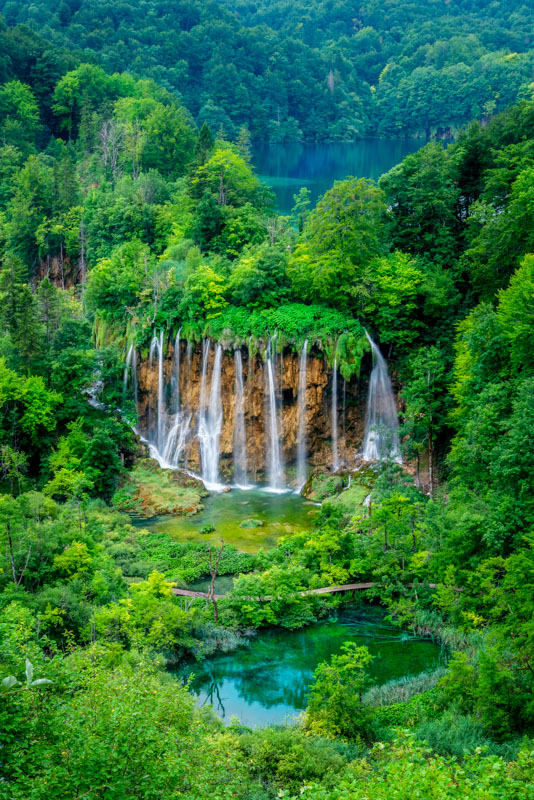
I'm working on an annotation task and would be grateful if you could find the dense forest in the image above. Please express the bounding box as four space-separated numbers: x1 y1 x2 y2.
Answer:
0 0 532 139
1 7 534 800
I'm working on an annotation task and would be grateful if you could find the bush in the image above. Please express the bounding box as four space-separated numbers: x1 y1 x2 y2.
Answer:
416 711 523 760
238 727 357 794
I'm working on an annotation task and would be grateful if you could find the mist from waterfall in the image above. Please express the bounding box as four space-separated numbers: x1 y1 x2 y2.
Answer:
266 337 284 491
198 342 224 489
332 355 339 471
296 339 308 489
233 349 249 487
362 332 401 463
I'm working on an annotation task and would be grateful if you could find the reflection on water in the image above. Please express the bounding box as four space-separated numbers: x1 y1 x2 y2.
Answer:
252 139 425 213
174 606 443 727
144 488 319 553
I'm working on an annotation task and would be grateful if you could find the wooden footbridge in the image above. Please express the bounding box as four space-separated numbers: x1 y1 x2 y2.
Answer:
172 582 443 602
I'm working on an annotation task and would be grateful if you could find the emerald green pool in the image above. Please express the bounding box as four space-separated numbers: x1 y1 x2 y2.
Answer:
175 606 442 727
145 488 320 553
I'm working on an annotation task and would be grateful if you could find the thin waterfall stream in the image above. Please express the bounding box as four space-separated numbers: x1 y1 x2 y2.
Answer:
173 328 181 414
233 349 249 488
296 339 308 489
332 355 339 471
156 330 166 455
198 342 224 489
123 343 134 394
266 337 284 491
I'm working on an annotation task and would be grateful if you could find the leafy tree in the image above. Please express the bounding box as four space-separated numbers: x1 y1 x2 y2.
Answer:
0 80 40 154
289 177 386 308
306 643 375 739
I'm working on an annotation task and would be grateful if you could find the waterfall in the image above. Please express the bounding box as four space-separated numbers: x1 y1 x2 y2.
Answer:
233 349 249 487
162 331 191 468
156 330 166 454
332 355 339 471
296 339 308 489
173 328 181 414
362 332 401 463
123 343 134 393
198 342 223 489
148 334 158 442
265 337 284 490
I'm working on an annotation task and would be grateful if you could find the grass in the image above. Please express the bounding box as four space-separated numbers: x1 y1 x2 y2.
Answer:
363 667 447 707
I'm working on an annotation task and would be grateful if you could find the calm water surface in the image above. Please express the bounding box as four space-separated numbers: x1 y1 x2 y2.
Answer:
145 488 319 553
175 606 442 727
252 139 424 213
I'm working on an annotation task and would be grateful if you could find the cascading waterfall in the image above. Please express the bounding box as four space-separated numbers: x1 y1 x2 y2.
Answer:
265 337 284 490
162 331 191 468
296 339 308 489
362 332 401 462
233 349 248 487
135 334 377 491
198 342 223 489
331 355 339 471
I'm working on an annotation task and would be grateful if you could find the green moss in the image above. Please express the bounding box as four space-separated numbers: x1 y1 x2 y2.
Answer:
112 459 208 518
324 484 369 514
303 469 345 502
239 518 265 529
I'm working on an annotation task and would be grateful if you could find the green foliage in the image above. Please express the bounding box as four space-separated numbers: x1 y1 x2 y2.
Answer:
306 643 375 739
289 177 387 309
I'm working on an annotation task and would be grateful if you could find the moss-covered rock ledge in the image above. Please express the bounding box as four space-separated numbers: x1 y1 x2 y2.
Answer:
112 459 208 517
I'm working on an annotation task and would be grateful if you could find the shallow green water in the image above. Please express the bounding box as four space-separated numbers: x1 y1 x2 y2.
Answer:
175 606 442 727
252 139 425 213
145 488 320 553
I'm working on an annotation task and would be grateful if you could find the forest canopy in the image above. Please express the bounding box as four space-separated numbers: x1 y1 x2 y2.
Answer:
0 0 532 140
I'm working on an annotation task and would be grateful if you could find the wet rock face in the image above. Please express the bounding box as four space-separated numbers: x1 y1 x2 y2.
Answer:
135 342 367 482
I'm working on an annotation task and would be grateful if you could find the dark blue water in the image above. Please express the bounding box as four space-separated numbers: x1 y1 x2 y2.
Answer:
252 139 424 214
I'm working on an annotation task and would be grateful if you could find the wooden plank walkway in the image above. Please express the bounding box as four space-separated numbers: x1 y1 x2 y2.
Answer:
172 581 443 602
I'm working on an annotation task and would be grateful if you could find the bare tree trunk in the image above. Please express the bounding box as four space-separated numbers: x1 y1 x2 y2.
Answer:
79 220 87 290
60 239 65 290
428 431 434 497
208 542 225 622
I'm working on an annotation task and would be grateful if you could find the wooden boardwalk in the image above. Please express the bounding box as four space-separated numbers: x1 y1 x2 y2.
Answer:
174 582 406 602
172 581 445 602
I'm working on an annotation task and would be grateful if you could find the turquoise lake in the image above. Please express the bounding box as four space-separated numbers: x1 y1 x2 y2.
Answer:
252 139 425 213
175 606 442 728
